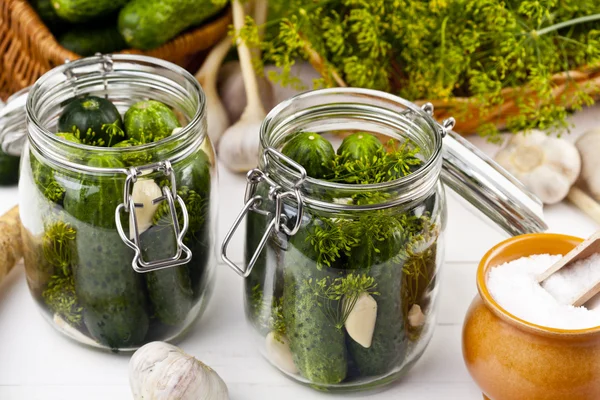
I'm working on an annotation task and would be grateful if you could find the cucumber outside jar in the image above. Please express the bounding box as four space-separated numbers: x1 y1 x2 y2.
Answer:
222 88 548 392
0 55 217 352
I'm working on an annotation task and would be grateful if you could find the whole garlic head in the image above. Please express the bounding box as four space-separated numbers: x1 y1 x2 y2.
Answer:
576 128 600 201
495 130 581 204
130 341 229 400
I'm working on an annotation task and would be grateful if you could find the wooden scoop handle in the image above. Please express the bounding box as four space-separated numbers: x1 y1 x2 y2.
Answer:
0 206 22 285
537 230 600 283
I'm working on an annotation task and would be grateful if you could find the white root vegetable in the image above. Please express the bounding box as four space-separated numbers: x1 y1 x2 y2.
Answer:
494 130 581 204
129 179 162 239
407 304 426 328
218 61 320 122
344 293 377 348
0 206 22 285
576 128 600 201
218 0 267 173
265 331 298 374
130 341 229 400
195 38 233 144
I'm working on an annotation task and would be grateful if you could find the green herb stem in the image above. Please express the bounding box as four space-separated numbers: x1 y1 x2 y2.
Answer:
535 13 600 37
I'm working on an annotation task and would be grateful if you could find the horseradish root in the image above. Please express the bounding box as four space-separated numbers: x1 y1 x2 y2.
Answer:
0 206 22 284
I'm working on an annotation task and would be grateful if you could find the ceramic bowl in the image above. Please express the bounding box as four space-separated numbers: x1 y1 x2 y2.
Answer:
462 233 600 400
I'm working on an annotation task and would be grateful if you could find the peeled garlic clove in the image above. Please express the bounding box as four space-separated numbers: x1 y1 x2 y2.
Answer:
130 341 229 400
129 179 162 239
265 332 298 375
345 293 377 348
408 304 426 328
53 314 99 347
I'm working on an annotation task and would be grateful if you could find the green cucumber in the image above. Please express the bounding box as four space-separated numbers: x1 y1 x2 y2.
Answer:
32 0 62 31
124 100 180 143
30 153 65 204
283 218 347 384
59 25 127 56
64 154 149 349
346 216 407 376
337 132 383 163
51 0 129 23
141 225 194 326
58 96 126 147
118 0 227 50
281 132 335 179
0 149 19 186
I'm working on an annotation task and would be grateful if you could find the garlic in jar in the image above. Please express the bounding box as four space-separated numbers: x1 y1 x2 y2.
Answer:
265 332 298 374
129 179 162 239
344 292 377 348
130 341 229 400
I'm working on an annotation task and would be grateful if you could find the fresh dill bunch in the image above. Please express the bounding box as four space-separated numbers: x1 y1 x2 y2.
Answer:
239 0 600 140
330 139 421 184
100 120 127 147
42 274 83 327
153 185 208 243
307 273 378 329
42 220 76 276
306 217 360 269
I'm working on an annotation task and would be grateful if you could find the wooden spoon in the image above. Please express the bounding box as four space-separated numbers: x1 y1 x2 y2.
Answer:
537 230 600 307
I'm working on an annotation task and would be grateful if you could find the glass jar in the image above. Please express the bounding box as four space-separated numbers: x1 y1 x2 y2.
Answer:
221 88 548 391
0 55 216 351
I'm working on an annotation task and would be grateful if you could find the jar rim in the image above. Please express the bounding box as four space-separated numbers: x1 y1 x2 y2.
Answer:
258 88 444 210
26 54 206 173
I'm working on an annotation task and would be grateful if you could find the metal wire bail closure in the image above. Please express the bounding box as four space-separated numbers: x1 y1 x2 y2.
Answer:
115 160 192 273
221 147 307 277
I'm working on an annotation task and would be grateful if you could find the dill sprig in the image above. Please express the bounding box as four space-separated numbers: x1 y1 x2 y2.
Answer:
330 139 421 184
239 0 600 140
307 273 378 330
42 275 83 327
306 218 360 269
153 185 208 243
42 221 76 276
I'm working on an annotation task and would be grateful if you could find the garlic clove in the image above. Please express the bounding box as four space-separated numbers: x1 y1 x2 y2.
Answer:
129 179 163 239
53 314 99 347
520 164 572 205
265 332 298 375
218 118 262 172
344 292 377 348
130 341 229 400
408 304 426 328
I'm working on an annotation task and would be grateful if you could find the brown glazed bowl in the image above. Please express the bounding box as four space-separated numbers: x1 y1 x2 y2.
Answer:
462 233 600 400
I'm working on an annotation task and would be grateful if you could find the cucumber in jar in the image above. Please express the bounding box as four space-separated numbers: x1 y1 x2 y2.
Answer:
63 154 149 349
282 217 348 384
346 211 427 376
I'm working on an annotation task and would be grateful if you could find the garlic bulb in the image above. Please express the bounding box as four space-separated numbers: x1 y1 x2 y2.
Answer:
130 341 229 400
129 179 162 239
218 0 267 173
265 331 298 374
575 128 600 201
195 38 232 145
494 130 581 204
344 293 377 348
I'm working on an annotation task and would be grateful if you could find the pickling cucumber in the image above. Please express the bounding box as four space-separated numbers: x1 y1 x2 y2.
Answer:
0 149 19 186
281 132 335 179
283 218 347 384
118 0 227 50
337 132 383 163
51 0 129 23
64 154 149 348
141 225 194 326
347 217 407 376
124 100 180 143
59 25 127 56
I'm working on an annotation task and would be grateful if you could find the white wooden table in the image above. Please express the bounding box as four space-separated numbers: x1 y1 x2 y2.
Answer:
0 106 598 400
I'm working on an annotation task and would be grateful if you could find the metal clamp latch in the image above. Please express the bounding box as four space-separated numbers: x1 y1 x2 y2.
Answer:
221 148 307 277
115 160 192 273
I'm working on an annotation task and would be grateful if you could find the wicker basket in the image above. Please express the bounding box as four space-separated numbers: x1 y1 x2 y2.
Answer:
0 0 232 100
415 66 600 134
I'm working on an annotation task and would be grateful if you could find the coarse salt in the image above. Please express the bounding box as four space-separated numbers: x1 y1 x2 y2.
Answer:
487 253 600 330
